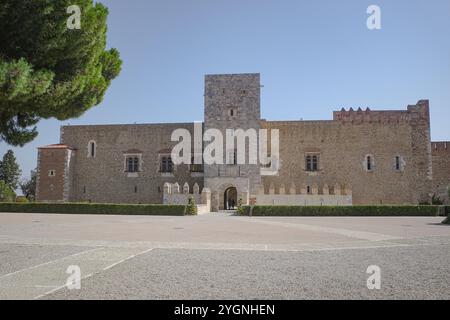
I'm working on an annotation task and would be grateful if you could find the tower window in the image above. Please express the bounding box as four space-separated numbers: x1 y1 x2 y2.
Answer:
228 108 237 117
395 156 400 171
365 154 375 172
48 170 56 177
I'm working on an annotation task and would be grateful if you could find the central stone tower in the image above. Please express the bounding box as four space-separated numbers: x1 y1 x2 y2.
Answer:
203 73 262 211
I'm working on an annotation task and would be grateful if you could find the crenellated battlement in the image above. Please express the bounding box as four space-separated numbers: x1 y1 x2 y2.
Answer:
333 100 429 125
432 141 450 155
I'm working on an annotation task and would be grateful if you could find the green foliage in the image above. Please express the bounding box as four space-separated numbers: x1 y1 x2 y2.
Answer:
239 205 442 217
0 150 22 190
0 0 122 146
15 196 29 203
0 203 187 215
0 180 16 202
431 194 443 205
236 198 245 215
20 169 36 201
185 197 197 215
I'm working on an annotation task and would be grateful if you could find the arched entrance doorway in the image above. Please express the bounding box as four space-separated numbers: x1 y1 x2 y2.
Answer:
224 187 238 210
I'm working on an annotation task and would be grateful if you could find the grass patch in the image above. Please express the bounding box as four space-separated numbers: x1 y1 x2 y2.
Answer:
241 205 443 217
0 202 186 216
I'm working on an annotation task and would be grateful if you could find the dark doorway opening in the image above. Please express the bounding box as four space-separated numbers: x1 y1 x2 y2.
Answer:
224 187 237 210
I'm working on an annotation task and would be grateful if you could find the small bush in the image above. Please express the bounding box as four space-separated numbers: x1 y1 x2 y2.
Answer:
431 194 443 205
0 202 186 216
240 205 441 217
15 196 29 203
185 197 197 216
236 198 245 215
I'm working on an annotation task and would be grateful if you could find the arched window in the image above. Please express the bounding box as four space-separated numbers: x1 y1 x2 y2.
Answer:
88 140 96 158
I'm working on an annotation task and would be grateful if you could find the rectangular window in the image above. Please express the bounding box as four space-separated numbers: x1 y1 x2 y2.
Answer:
306 154 320 172
395 156 400 171
160 156 173 173
126 156 140 172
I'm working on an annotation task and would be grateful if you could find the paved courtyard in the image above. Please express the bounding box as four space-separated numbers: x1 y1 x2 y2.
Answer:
0 212 449 300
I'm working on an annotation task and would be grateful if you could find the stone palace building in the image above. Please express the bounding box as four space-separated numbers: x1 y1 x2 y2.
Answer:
36 73 450 211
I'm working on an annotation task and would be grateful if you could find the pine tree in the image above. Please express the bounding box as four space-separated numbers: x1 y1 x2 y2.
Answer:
0 150 22 190
0 0 122 146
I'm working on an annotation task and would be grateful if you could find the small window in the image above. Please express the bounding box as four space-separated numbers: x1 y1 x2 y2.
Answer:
88 140 96 158
307 186 312 194
48 170 56 177
394 155 405 171
306 154 320 172
228 109 236 117
134 186 138 193
126 156 140 172
160 156 173 173
365 155 375 172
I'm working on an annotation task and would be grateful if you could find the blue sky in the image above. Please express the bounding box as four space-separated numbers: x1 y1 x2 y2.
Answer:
1 0 450 184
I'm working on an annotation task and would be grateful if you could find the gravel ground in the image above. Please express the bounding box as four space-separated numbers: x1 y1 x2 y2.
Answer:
0 243 91 277
1 213 449 300
44 243 450 300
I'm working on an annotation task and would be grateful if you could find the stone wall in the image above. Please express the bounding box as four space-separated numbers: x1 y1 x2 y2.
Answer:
36 145 73 202
203 74 261 210
256 194 352 206
35 72 442 209
60 123 204 204
431 141 450 204
261 101 432 205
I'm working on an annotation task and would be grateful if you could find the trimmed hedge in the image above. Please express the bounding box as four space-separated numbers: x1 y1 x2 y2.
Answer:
443 207 450 224
241 205 444 217
0 202 186 216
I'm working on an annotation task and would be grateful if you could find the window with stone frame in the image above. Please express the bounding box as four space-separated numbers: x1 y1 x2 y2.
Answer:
305 154 320 172
160 156 173 173
125 156 140 173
